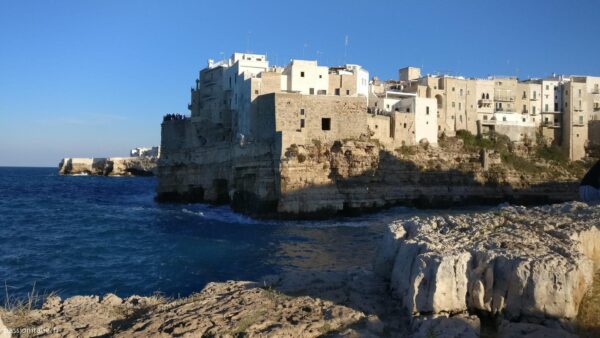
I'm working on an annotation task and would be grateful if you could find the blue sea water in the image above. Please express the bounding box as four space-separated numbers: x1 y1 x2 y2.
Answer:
0 167 428 301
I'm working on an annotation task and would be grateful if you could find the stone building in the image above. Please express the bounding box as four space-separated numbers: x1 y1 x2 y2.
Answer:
157 52 377 213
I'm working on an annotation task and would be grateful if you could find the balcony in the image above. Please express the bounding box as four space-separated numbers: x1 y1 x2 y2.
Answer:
481 119 497 125
530 97 539 101
478 99 493 105
543 122 561 128
494 95 515 102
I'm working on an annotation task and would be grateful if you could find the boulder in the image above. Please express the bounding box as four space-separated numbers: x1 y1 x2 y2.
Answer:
375 202 600 321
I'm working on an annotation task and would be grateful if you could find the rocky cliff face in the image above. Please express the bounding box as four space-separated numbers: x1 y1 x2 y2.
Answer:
58 157 157 176
277 137 584 217
374 201 600 328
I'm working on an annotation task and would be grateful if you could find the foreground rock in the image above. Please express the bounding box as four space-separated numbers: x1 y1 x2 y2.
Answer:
1 281 364 337
58 157 156 176
0 316 9 338
375 201 600 325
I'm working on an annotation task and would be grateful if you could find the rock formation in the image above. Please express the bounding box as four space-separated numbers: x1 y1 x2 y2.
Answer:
58 157 157 176
0 316 9 338
375 201 600 327
1 281 364 338
158 130 588 218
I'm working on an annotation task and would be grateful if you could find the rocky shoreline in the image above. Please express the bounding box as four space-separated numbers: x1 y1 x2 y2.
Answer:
1 202 598 337
58 157 157 176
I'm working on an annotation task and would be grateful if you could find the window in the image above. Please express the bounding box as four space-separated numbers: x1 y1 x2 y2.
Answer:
533 106 536 114
452 102 455 108
452 87 455 92
578 89 582 97
300 108 305 115
579 116 584 124
522 118 526 122
545 104 548 112
254 90 259 95
321 118 331 130
459 115 463 122
300 71 305 77
346 90 350 95
554 103 558 111
319 75 322 79
335 88 340 95
309 88 315 95
546 85 549 90
300 119 305 128
460 89 463 96
403 123 407 128
406 108 410 113
483 115 488 120
458 103 462 110
426 107 430 115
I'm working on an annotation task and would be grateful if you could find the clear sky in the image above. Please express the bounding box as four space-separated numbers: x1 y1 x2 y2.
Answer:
1 0 599 166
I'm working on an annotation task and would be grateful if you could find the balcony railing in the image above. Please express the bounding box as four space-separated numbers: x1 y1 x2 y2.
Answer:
494 95 515 102
478 99 493 104
543 122 561 128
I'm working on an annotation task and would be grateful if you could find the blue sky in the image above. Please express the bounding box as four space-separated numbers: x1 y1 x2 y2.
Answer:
1 0 599 166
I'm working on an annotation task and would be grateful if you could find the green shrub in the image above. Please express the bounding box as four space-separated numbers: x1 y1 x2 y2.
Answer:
536 144 568 163
501 152 538 173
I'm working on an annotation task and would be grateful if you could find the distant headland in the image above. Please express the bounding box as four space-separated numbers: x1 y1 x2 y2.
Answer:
58 147 159 176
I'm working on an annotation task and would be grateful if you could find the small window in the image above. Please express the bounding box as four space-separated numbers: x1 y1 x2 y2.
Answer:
300 108 305 115
319 75 322 79
503 117 507 121
522 118 526 122
403 123 407 128
452 102 455 108
346 90 350 95
300 119 305 128
321 118 331 131
301 71 305 77
309 88 315 95
254 90 259 95
483 115 488 120
406 108 410 113
335 88 340 95
426 107 430 115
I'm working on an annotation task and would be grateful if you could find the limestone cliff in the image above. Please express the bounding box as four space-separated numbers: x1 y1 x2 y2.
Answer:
157 121 592 218
275 135 588 217
58 157 157 176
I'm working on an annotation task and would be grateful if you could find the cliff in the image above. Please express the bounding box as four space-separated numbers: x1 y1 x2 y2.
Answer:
158 114 592 218
270 133 590 217
58 157 157 176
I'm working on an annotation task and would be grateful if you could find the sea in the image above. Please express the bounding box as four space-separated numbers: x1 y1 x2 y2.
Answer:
0 167 478 302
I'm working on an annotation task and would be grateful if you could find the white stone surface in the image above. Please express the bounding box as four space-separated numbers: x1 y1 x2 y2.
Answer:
375 201 600 320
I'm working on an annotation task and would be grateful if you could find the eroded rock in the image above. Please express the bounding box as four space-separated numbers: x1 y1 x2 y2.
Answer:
2 281 364 338
375 201 600 321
